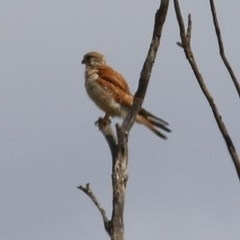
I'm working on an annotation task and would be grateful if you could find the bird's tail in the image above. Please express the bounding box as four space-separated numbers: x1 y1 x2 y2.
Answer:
136 108 171 139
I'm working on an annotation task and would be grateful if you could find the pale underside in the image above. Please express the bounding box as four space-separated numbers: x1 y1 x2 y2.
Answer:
84 67 132 119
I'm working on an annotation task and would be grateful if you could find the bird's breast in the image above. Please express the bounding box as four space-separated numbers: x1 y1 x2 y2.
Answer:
84 70 123 116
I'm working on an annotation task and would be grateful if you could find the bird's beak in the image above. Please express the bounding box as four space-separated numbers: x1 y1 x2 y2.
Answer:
81 58 85 64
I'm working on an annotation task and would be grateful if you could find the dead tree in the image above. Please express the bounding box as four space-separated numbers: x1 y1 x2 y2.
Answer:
173 0 240 181
78 1 169 239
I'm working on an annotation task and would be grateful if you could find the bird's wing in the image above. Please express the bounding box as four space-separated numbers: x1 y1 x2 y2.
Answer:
98 65 130 92
97 65 133 107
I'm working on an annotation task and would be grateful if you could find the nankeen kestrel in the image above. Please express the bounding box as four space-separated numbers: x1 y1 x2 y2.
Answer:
82 51 170 139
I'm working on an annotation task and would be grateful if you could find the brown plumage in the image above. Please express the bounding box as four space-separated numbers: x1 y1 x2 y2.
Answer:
82 51 170 139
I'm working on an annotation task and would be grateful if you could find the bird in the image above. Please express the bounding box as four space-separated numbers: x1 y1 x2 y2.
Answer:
82 51 171 139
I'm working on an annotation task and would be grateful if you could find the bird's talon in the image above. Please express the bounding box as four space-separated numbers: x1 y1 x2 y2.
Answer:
94 119 100 126
95 117 111 129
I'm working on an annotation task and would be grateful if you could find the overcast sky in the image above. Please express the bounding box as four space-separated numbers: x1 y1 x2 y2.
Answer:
1 1 240 239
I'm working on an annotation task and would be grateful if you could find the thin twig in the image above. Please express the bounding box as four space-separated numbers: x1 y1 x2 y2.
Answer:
77 183 111 235
173 0 240 181
209 0 240 98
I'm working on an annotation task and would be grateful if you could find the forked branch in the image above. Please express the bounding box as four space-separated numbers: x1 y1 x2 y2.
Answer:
77 183 111 235
209 0 240 98
173 0 240 181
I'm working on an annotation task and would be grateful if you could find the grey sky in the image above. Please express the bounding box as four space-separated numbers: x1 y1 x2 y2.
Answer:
1 0 240 239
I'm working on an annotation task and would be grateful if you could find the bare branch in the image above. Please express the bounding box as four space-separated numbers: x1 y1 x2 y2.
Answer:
77 183 111 236
110 1 170 239
173 0 240 181
121 0 170 135
186 14 192 40
79 1 170 239
209 0 240 98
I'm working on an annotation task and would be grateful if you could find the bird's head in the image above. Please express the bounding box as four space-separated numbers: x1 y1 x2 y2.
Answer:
81 51 106 67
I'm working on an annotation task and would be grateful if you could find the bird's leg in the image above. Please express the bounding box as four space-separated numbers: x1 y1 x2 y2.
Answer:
95 113 111 129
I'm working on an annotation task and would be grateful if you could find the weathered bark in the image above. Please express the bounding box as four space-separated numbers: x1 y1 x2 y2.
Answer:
78 1 170 239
